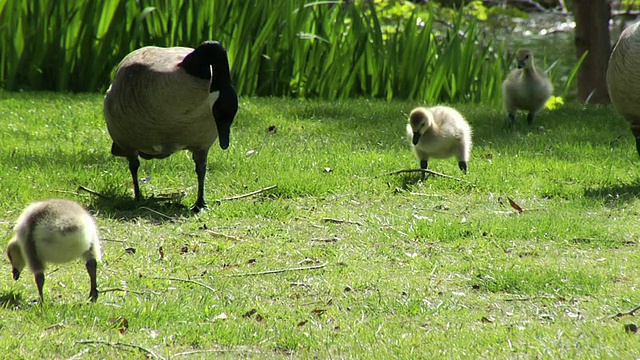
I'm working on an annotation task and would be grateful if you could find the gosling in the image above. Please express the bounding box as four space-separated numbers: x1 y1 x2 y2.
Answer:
6 199 101 303
406 106 472 175
501 48 553 125
104 41 238 212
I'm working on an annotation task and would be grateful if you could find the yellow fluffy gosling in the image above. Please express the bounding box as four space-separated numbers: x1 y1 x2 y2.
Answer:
406 106 472 175
6 199 101 303
502 48 553 125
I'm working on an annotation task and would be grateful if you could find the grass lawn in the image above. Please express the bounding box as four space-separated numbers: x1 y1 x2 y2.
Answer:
1 92 640 358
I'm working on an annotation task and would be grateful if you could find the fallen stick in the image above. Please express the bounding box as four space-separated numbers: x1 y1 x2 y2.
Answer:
172 347 259 357
376 168 476 187
75 340 164 360
100 238 128 243
612 304 640 319
138 206 174 220
149 276 216 293
77 185 111 199
99 288 160 296
216 185 277 204
322 218 363 226
226 262 329 277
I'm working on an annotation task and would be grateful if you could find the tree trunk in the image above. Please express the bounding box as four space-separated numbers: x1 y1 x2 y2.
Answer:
573 0 611 104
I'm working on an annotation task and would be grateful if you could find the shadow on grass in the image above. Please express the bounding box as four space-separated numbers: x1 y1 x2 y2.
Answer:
87 192 193 223
583 181 640 203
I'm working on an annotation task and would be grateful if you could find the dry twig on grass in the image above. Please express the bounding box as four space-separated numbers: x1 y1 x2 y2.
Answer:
172 347 260 357
138 206 175 220
77 185 111 199
216 185 277 204
226 262 329 277
377 168 476 187
99 287 160 296
612 305 640 319
148 276 216 293
75 340 164 360
322 218 363 226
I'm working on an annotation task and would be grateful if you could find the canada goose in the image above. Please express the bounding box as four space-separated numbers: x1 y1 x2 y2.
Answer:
406 106 472 175
6 199 101 303
104 41 238 212
608 21 640 157
502 48 553 125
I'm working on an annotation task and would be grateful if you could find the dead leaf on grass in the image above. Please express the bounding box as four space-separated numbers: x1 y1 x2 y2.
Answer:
480 316 494 324
108 316 129 335
297 320 308 327
124 247 136 255
312 309 326 316
213 313 228 322
507 197 524 213
158 246 165 259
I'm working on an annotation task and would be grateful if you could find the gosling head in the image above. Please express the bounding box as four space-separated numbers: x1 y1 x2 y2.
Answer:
6 239 24 281
408 107 434 145
515 48 534 70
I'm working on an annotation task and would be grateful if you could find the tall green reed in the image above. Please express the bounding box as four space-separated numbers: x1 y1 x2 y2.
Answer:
0 0 572 105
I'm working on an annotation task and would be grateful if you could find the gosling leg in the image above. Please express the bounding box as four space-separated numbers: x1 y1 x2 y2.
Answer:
420 160 428 180
127 156 142 201
458 161 468 174
34 272 45 303
191 149 209 213
85 258 98 303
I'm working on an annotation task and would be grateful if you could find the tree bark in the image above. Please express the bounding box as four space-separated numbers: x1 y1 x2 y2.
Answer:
573 0 611 104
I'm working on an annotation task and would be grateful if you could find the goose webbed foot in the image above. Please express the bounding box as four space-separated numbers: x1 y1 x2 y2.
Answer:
458 161 468 174
191 200 206 213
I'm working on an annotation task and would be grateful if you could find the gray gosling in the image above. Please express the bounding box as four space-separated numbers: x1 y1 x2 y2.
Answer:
6 199 101 303
406 106 472 176
104 41 238 212
502 48 553 125
607 21 640 157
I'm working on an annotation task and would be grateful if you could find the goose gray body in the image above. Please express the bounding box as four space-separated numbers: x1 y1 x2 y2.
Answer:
104 41 238 211
502 48 553 125
7 199 101 302
607 21 640 157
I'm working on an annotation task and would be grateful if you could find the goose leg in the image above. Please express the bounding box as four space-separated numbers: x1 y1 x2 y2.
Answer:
34 272 45 303
526 112 535 125
127 156 142 201
420 159 428 180
191 149 209 212
85 258 98 303
458 161 468 174
508 113 516 126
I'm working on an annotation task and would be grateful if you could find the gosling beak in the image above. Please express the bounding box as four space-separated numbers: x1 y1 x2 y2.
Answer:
12 268 20 281
412 132 421 145
517 60 525 69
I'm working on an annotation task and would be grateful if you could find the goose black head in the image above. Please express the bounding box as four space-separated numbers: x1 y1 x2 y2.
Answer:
179 41 238 150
